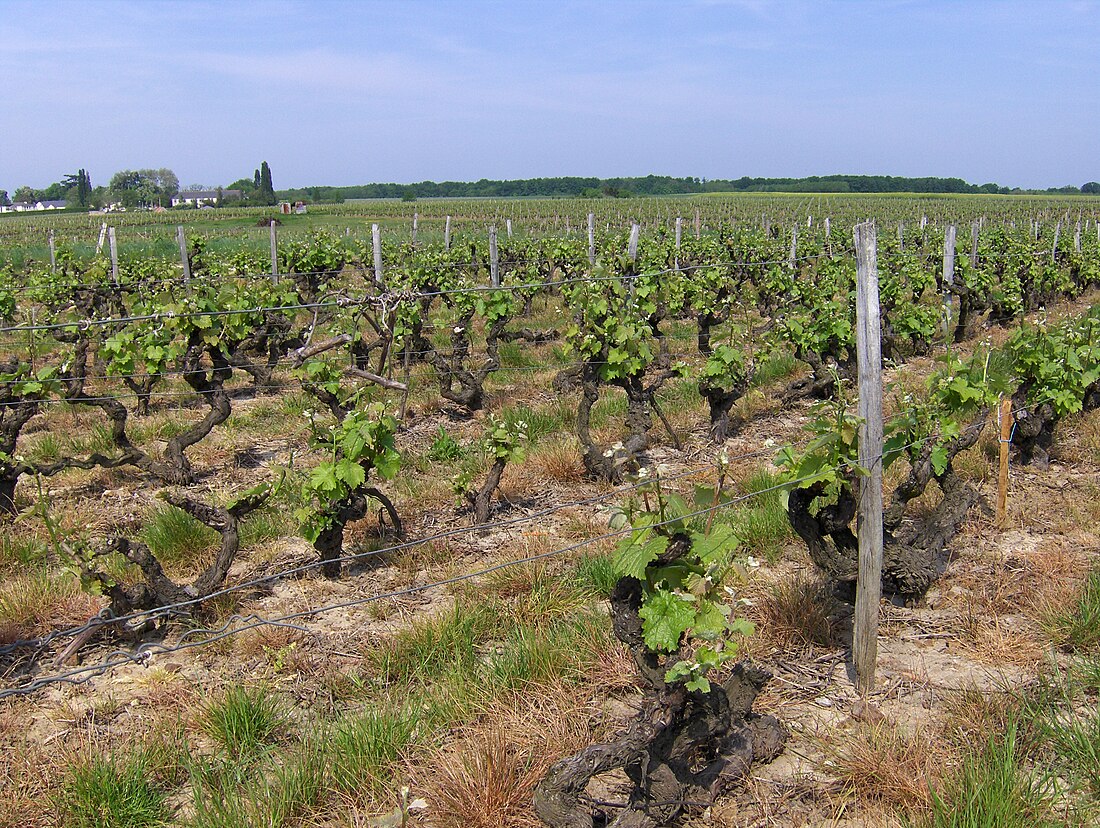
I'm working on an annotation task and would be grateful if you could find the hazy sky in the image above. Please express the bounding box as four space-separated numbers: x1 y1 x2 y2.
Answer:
1 0 1097 191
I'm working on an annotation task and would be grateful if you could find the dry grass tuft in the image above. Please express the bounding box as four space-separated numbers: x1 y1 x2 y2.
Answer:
943 540 1089 621
425 729 544 828
526 437 585 484
0 573 103 640
750 573 836 650
941 683 1024 747
824 721 943 815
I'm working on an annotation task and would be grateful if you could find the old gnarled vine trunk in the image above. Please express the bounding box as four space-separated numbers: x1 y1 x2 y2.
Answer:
533 577 786 827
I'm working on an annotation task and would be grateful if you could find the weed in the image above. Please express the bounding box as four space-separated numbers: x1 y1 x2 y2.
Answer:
572 551 619 598
0 531 48 573
754 574 835 649
728 468 794 562
826 722 938 815
427 730 542 828
426 425 464 462
500 402 569 444
751 350 797 387
189 743 325 828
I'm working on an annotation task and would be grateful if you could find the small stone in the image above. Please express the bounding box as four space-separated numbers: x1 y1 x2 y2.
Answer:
851 699 886 724
814 696 833 708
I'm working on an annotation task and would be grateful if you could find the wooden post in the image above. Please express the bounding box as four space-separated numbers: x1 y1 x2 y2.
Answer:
587 213 596 266
48 230 56 272
789 227 798 268
412 212 418 244
1051 221 1061 262
108 226 119 285
941 224 957 339
898 222 904 252
853 220 884 694
444 215 452 250
177 226 191 283
506 218 513 238
997 397 1011 527
96 222 107 254
489 226 499 287
627 223 640 263
824 217 830 237
970 220 980 268
694 208 701 239
1074 221 1082 254
269 220 279 284
674 216 682 273
372 223 383 286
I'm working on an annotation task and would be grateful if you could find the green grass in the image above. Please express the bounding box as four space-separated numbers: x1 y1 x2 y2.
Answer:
0 531 48 572
572 551 619 598
751 350 798 387
189 743 326 828
499 401 572 444
139 503 219 568
727 469 794 562
927 725 1059 828
200 685 287 760
1045 566 1100 652
326 706 422 797
365 586 610 713
55 751 171 828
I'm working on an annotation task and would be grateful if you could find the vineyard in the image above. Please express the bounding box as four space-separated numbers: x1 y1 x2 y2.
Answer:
1 193 1100 827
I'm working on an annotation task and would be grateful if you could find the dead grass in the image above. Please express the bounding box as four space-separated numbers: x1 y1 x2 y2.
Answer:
525 437 585 484
823 721 945 816
749 572 837 651
941 539 1089 620
0 573 103 641
424 729 544 828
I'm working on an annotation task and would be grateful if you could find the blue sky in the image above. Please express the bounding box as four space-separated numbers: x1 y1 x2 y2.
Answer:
1 0 1097 191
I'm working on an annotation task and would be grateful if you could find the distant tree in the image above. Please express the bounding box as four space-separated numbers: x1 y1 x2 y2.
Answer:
62 169 92 207
1082 182 1100 194
0 190 9 207
109 168 179 208
13 186 37 204
257 161 276 205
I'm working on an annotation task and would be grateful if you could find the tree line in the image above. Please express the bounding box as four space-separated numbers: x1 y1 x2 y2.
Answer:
277 174 1100 203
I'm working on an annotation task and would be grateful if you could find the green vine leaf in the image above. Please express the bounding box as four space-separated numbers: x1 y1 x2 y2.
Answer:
638 589 695 652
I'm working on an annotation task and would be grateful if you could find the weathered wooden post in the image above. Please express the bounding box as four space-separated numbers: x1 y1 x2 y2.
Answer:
941 224 957 340
177 226 191 283
587 212 596 267
269 220 279 284
489 226 500 287
108 226 119 285
372 223 383 287
853 220 884 693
